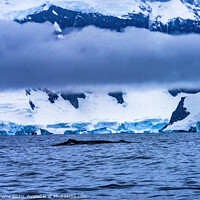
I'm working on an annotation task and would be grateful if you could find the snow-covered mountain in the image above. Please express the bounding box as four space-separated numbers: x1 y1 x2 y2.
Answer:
163 90 200 132
0 87 200 135
1 0 200 33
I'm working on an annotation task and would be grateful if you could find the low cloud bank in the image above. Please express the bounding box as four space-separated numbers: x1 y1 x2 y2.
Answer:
0 20 200 89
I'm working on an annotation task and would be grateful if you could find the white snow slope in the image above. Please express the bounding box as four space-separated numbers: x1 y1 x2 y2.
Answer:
0 87 178 124
0 0 200 23
0 87 200 133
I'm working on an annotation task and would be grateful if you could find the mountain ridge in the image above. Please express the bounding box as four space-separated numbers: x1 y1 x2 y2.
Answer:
1 0 200 34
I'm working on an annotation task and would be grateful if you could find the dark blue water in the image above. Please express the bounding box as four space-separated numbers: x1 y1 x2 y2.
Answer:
1 133 200 200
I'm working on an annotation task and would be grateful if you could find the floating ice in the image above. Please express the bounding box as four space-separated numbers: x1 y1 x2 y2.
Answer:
0 118 169 135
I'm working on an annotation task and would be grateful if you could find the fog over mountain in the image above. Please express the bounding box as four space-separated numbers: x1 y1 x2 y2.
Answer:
0 20 200 89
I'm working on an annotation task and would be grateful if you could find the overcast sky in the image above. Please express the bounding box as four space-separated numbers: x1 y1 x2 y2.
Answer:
0 20 200 89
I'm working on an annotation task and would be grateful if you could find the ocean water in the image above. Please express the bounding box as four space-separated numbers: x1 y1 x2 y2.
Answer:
0 133 200 200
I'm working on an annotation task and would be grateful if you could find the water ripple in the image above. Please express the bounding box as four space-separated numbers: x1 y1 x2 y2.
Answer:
0 133 200 199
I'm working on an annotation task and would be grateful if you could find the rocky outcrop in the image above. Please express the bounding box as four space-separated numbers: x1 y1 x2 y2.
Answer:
16 4 200 34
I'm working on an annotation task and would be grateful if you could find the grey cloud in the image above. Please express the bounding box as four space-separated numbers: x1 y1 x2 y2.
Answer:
0 20 200 89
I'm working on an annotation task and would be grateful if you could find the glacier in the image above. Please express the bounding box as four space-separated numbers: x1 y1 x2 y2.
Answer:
0 87 200 135
0 119 168 135
0 87 200 134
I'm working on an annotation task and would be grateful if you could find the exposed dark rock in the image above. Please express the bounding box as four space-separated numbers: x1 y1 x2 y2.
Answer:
29 100 35 110
168 88 200 97
32 88 38 92
161 97 190 131
169 97 190 124
61 92 86 109
25 89 31 96
16 5 149 32
43 88 59 103
16 5 200 34
108 92 124 104
150 18 200 34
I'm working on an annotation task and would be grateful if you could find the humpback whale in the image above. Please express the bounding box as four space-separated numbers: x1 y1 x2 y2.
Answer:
52 139 133 146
